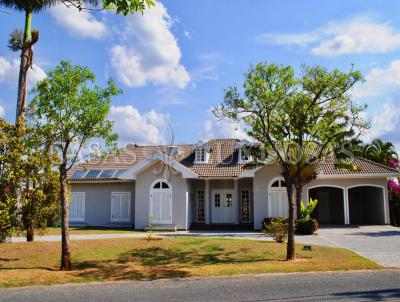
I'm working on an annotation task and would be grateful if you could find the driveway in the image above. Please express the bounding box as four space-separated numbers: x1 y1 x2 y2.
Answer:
295 225 400 268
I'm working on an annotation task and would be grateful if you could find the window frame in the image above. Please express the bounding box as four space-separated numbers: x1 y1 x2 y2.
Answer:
197 190 205 223
240 188 251 223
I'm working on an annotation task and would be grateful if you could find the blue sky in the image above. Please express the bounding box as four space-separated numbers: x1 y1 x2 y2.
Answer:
1 0 400 148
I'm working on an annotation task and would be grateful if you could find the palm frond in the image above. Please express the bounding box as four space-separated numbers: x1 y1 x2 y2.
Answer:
0 0 99 13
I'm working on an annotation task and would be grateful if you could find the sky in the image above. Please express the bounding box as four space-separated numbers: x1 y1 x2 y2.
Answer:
1 0 400 149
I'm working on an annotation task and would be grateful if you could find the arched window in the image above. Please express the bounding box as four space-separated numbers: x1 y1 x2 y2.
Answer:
153 181 169 189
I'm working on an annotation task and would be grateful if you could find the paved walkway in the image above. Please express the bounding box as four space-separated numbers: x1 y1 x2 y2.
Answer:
9 225 400 267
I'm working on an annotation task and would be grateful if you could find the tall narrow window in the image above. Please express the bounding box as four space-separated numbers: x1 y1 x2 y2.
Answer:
214 193 221 207
197 190 205 223
241 189 250 223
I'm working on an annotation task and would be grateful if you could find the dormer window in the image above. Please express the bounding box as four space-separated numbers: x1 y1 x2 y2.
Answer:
196 147 206 162
240 148 251 163
235 139 254 164
193 141 210 163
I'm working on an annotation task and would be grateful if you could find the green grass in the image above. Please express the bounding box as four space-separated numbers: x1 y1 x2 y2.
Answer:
13 227 154 237
0 237 381 288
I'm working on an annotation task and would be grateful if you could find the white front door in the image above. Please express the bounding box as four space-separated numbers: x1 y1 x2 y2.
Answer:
212 190 234 223
150 180 172 224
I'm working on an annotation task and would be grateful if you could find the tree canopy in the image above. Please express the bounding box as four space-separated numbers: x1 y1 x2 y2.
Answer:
29 60 120 270
215 62 368 259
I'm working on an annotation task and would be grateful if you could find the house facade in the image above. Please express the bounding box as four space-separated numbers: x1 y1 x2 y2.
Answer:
69 139 398 230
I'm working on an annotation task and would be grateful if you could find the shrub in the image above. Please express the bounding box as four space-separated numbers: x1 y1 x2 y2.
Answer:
300 198 318 219
263 219 288 243
261 217 288 230
295 218 319 235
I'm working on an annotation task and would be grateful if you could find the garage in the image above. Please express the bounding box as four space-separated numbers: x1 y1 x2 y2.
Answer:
308 186 344 224
348 186 386 225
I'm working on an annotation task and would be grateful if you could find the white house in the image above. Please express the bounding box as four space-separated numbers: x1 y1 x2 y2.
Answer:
68 139 398 230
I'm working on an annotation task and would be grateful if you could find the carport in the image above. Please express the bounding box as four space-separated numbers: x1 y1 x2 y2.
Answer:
347 185 386 225
308 186 345 224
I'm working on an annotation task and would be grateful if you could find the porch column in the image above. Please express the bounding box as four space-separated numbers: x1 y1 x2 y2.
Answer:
383 186 390 224
344 188 350 225
205 179 210 224
233 179 239 224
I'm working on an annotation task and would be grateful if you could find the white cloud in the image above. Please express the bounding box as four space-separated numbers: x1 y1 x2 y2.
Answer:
352 59 400 99
109 105 171 145
50 5 107 39
258 17 400 56
0 106 4 117
0 56 46 87
110 0 190 88
200 110 251 141
362 102 400 146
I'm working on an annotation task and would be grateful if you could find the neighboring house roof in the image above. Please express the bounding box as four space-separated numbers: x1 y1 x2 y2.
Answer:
68 138 399 181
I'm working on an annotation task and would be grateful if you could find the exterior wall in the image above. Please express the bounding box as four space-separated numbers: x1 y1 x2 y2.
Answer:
252 164 390 229
134 161 190 230
70 182 135 226
253 164 282 229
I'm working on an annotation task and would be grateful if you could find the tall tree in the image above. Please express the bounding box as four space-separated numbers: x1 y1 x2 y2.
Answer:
215 62 368 260
1 0 154 122
29 60 119 270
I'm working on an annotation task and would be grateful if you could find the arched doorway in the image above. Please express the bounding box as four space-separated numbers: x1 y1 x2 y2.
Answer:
268 177 288 218
348 185 386 224
150 179 172 224
308 186 345 224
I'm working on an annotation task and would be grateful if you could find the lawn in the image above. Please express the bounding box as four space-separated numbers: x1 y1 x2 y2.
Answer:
0 237 381 288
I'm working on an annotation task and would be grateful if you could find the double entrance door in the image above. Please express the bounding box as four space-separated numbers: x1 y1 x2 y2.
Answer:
211 190 234 223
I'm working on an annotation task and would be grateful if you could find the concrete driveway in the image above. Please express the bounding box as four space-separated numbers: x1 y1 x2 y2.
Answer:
295 225 400 268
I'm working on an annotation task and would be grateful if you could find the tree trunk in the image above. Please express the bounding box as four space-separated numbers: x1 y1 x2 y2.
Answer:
16 10 33 122
295 185 303 219
26 221 34 242
59 163 72 270
286 179 296 260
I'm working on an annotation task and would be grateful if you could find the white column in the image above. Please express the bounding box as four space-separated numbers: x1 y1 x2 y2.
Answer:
233 179 239 224
205 179 210 224
344 188 350 225
185 190 189 230
383 186 389 224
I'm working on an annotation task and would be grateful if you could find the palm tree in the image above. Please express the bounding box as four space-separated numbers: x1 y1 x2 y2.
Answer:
1 0 99 122
365 138 398 165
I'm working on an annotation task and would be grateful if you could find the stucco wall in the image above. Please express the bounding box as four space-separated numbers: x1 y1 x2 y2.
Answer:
134 161 189 230
253 164 282 229
70 182 135 226
252 164 390 228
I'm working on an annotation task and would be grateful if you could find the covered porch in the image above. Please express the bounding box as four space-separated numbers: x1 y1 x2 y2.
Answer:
189 178 254 230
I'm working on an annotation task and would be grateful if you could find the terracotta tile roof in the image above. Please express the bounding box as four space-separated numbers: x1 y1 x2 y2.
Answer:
319 156 399 176
68 139 399 180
